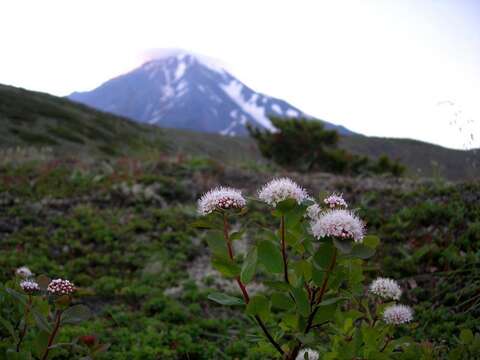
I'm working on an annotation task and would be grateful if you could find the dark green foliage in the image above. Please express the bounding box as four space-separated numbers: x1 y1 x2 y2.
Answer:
248 117 339 171
0 143 478 358
248 117 405 176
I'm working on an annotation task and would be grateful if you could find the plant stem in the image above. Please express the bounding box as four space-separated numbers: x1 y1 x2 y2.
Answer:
304 248 337 334
380 335 392 352
254 315 284 356
41 309 62 360
280 215 290 285
222 213 284 357
16 295 32 352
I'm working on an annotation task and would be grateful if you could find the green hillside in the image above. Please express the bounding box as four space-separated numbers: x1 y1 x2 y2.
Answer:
1 83 478 180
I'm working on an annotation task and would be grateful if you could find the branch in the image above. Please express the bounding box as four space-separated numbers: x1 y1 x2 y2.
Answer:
304 248 337 334
280 215 290 285
223 213 284 357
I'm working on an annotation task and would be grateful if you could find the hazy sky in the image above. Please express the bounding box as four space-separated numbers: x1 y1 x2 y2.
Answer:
1 0 479 149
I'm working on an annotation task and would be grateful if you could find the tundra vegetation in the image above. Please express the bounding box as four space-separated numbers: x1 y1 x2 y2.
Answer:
0 150 479 359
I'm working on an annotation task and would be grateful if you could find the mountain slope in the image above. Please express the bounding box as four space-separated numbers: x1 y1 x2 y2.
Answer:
69 50 353 136
1 83 478 180
0 84 165 157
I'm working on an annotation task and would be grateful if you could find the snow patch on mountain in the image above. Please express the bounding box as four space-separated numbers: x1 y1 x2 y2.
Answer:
221 80 275 131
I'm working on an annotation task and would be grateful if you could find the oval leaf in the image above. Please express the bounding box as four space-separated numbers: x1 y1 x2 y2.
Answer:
208 292 244 306
257 241 283 273
61 304 92 325
240 247 257 283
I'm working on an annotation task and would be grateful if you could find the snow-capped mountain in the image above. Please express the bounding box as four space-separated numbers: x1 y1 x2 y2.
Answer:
69 50 353 135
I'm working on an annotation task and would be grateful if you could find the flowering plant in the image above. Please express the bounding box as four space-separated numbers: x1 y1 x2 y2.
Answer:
0 269 108 359
194 178 424 359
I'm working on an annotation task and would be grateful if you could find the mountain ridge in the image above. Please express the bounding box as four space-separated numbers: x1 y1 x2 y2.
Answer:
69 50 354 135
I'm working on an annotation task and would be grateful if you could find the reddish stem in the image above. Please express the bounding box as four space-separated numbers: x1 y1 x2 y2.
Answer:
41 310 62 360
280 215 290 285
304 248 337 334
16 295 32 352
222 213 283 356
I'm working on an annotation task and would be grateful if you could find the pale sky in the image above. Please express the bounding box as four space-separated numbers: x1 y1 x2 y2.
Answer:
1 0 479 149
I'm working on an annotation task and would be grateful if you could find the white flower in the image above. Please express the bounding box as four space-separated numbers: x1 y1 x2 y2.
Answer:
16 266 33 278
383 304 413 325
306 203 321 220
20 280 40 294
311 209 365 242
369 277 402 300
323 193 348 209
47 279 76 296
258 178 308 207
296 348 319 360
197 187 246 215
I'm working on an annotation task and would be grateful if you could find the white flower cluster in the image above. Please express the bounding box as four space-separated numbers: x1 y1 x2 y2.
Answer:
197 187 246 215
383 304 414 325
47 279 76 296
258 178 308 207
369 277 402 300
306 203 322 221
20 280 40 294
296 348 319 360
323 193 348 209
311 209 365 242
16 266 33 278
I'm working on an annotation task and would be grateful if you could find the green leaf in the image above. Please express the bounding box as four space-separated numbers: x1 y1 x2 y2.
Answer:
191 219 214 229
230 231 245 241
32 310 52 333
363 235 380 249
311 266 326 287
276 198 297 214
5 350 32 360
271 292 294 310
333 239 353 254
318 296 346 306
5 288 27 305
292 287 310 317
313 303 337 323
206 231 228 259
0 316 19 342
460 329 474 344
293 260 312 281
349 243 376 259
257 240 283 273
208 292 244 306
240 247 257 283
61 304 92 325
211 257 240 277
264 281 291 291
32 331 50 358
285 204 307 227
246 295 271 320
313 242 335 269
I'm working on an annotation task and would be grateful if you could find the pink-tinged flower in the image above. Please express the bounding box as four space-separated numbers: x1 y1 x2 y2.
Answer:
20 280 40 294
369 277 402 300
47 279 76 296
258 178 308 207
323 193 348 209
296 348 319 360
197 187 246 215
383 304 414 325
311 209 365 242
16 266 33 278
306 203 321 221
